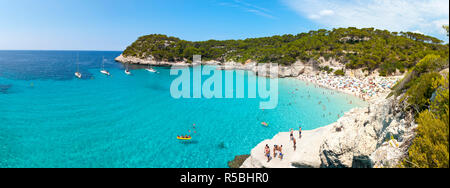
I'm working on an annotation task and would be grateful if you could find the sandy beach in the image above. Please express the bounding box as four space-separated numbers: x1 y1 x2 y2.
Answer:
296 73 402 102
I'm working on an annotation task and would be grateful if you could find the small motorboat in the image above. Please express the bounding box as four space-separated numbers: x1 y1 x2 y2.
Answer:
75 72 82 79
146 65 157 73
100 70 111 76
146 68 157 73
125 64 131 75
74 54 82 79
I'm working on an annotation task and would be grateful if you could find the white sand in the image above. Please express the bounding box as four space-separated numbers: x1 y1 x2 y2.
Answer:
241 126 332 168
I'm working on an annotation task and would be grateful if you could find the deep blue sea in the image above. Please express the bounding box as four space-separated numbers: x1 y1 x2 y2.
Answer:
0 51 365 168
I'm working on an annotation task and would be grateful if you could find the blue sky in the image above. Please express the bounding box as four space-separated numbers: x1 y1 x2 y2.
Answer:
0 0 448 51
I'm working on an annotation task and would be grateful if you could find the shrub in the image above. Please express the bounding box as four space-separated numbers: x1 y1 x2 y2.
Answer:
334 69 345 76
403 72 442 112
405 109 449 168
403 74 449 168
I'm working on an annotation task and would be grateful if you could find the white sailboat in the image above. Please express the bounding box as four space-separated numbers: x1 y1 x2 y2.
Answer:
100 57 111 76
74 54 82 79
125 63 131 75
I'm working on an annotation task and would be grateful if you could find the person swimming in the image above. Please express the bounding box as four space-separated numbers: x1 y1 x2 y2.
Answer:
183 135 190 138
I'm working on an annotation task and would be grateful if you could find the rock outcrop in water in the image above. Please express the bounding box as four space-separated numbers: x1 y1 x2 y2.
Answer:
228 155 250 168
240 94 417 168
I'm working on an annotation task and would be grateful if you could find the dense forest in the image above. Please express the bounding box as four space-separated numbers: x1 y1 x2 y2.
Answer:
123 27 449 76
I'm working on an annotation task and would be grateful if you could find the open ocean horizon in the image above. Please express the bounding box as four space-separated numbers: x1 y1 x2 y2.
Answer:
0 50 366 168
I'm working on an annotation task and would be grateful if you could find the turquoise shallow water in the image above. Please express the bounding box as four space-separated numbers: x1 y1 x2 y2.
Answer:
0 51 366 168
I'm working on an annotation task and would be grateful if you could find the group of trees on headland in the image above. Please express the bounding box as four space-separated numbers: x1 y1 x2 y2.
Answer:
123 27 448 76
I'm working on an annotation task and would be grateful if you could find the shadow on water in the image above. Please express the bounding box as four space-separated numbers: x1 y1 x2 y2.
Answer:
145 84 167 92
218 142 227 149
0 84 12 94
179 140 199 145
79 73 95 80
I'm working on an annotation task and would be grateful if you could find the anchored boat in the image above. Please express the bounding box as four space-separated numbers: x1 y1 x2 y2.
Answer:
146 64 157 73
100 57 111 76
74 54 82 79
125 63 131 75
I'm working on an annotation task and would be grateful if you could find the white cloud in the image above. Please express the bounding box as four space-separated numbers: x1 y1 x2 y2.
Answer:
309 9 335 19
282 0 449 39
319 9 334 16
245 9 276 19
412 30 424 35
218 0 276 19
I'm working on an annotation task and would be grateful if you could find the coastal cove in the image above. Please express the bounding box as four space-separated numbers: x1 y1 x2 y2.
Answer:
0 51 366 168
115 52 411 168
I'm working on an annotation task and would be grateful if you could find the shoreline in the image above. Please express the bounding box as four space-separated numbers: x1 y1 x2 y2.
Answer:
115 54 401 102
240 91 417 168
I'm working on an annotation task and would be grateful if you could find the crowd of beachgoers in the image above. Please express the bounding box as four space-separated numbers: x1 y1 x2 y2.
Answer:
297 73 401 101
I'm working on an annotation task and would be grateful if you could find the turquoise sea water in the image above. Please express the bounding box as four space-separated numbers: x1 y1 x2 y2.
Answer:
0 51 366 168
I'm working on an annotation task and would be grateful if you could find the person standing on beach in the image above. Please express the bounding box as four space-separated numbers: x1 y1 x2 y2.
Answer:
264 144 271 162
289 128 294 142
273 145 278 158
299 127 302 139
293 138 297 151
278 145 283 160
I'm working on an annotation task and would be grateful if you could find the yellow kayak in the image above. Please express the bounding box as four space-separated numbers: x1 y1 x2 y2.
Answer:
177 137 192 140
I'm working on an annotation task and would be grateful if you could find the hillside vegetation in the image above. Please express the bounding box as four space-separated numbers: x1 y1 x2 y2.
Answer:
391 25 449 168
394 54 449 168
123 27 448 76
